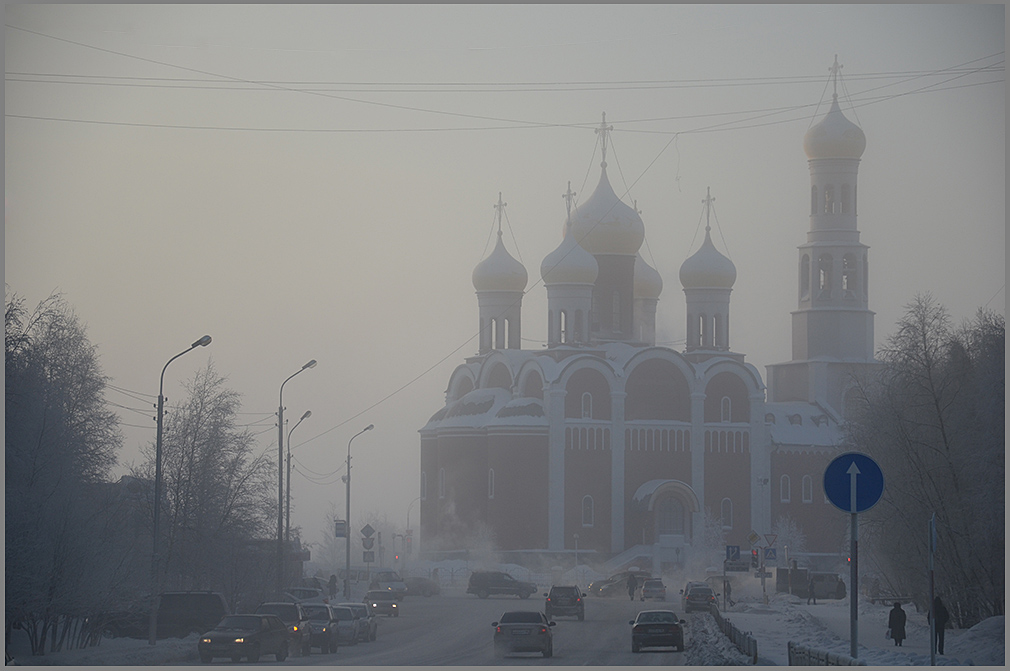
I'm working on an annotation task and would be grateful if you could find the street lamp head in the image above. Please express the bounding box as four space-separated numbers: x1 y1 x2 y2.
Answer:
302 359 317 370
364 424 374 431
192 335 212 348
301 410 312 420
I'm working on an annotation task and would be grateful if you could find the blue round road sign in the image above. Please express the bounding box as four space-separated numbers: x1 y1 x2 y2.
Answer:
823 452 884 513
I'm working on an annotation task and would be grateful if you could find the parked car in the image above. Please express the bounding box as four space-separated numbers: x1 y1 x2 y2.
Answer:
364 590 399 617
157 591 229 639
586 570 651 598
301 603 340 653
340 602 378 642
328 605 363 645
467 571 537 599
682 584 718 612
254 601 311 656
404 576 441 597
641 578 667 601
543 585 586 620
492 611 555 658
198 614 289 663
286 587 329 604
368 569 408 599
809 572 847 600
629 609 686 652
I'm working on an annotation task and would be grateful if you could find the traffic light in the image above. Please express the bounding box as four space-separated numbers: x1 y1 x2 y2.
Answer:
751 549 759 568
405 534 412 556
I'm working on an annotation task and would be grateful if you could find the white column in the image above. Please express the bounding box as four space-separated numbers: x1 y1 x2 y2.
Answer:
610 391 627 553
546 387 567 550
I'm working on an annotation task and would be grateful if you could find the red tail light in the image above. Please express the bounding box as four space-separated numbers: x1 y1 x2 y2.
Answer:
496 626 501 634
576 597 581 602
546 598 551 602
539 627 547 634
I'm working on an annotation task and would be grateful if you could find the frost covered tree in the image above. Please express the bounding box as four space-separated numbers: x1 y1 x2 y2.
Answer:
842 295 1004 627
5 291 124 654
770 515 806 560
132 361 275 596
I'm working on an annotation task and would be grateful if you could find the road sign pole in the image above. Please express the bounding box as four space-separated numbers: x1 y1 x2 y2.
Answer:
850 511 858 659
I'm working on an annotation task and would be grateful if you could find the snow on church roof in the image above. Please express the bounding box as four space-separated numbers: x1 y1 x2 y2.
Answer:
764 401 842 450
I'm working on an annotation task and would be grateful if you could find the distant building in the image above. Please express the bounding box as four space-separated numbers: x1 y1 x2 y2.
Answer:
419 79 878 570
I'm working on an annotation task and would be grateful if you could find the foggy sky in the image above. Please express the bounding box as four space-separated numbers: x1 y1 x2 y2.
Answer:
5 4 1005 550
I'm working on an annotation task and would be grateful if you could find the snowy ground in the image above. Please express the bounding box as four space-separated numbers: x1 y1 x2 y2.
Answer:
7 566 1003 666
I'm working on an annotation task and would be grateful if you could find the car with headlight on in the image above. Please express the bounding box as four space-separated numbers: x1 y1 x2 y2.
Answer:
629 609 686 652
198 614 289 663
543 585 586 620
254 601 311 655
340 602 378 641
364 590 399 617
492 611 555 658
300 603 340 653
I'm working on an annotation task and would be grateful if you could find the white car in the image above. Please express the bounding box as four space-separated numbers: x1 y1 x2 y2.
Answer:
286 587 329 604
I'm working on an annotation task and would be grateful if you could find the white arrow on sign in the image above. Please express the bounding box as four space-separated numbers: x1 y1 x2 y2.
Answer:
847 461 861 514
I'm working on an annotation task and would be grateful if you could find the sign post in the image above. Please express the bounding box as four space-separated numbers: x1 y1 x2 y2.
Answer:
824 452 885 660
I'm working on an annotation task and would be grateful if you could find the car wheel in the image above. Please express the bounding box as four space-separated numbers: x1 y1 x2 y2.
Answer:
477 588 489 599
230 654 241 663
632 642 641 653
277 641 288 662
578 611 584 621
247 644 261 663
200 653 213 664
543 640 553 658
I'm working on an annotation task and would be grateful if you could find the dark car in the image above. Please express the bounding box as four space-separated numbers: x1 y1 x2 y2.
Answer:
682 584 718 612
630 609 686 652
301 603 340 653
467 571 537 599
586 570 651 598
492 611 555 658
254 601 311 656
809 572 847 600
198 614 289 663
157 591 229 639
543 585 586 620
364 590 399 617
340 602 378 642
404 576 441 597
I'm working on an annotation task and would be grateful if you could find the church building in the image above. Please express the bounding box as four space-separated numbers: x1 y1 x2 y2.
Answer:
418 76 877 570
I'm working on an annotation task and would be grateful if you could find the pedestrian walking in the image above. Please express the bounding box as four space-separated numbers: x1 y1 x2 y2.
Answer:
806 577 817 605
930 596 950 655
627 574 638 601
725 580 734 607
328 574 338 599
888 602 907 647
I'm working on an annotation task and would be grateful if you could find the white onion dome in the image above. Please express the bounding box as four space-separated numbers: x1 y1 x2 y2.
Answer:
803 95 866 159
566 166 645 256
679 229 737 289
634 253 663 299
472 232 528 292
541 224 599 285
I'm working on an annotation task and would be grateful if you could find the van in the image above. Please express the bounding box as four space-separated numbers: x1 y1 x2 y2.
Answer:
156 591 229 638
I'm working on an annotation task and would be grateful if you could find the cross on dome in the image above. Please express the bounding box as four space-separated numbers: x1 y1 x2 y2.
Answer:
702 187 715 233
494 192 507 235
829 54 843 98
595 112 614 168
562 181 577 224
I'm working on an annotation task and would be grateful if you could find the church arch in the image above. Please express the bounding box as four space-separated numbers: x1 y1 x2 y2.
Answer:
518 367 545 400
564 367 612 420
704 371 750 423
486 362 513 391
625 357 691 421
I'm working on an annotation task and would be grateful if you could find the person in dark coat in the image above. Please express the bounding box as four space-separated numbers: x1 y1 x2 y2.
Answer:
328 574 338 599
627 575 638 601
807 577 817 605
888 602 907 646
930 596 950 654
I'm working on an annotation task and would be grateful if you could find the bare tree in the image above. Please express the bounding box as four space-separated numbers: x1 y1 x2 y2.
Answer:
5 290 123 654
843 295 1004 626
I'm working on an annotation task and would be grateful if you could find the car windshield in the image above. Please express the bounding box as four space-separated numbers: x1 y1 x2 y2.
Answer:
216 615 259 630
256 604 297 620
550 587 579 596
689 587 714 597
367 592 393 600
332 608 354 620
637 611 677 623
302 606 329 619
644 580 663 587
499 612 541 624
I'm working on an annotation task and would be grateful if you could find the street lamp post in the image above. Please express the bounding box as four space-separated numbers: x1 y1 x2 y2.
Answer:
148 335 211 646
285 410 312 543
344 424 374 599
277 360 316 598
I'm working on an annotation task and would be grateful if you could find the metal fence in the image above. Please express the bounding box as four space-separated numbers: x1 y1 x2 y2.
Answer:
710 606 758 664
787 641 866 666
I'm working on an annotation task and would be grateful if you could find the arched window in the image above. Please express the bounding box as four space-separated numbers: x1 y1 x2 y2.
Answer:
824 184 834 214
420 471 427 500
581 392 593 419
802 475 813 503
438 468 445 499
488 468 495 499
721 498 733 530
720 397 732 423
800 255 811 299
560 310 569 344
657 497 685 535
582 495 594 527
811 185 818 215
841 184 851 214
842 254 857 297
818 254 833 298
780 475 791 503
